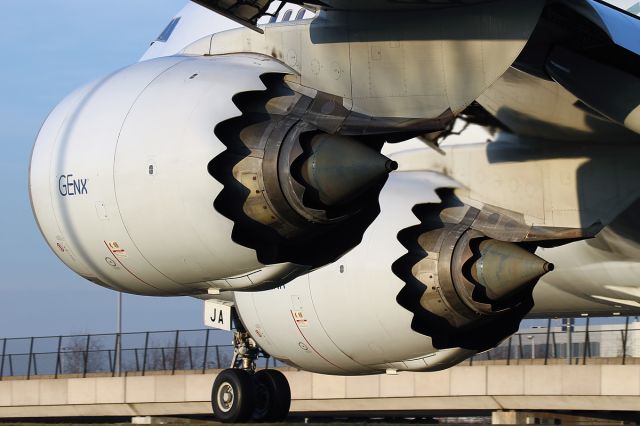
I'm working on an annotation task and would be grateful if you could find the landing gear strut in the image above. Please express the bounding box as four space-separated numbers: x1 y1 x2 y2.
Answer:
211 330 291 423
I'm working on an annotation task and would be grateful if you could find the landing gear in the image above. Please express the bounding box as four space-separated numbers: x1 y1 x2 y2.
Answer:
212 368 255 423
211 331 292 423
253 369 291 422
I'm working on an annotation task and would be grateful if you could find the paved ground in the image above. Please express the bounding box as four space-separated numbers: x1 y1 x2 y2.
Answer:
0 422 438 425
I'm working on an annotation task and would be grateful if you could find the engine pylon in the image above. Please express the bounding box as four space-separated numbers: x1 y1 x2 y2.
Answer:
471 240 554 301
300 134 398 207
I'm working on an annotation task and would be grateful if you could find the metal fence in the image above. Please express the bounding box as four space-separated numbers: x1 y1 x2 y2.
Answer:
0 329 281 380
470 318 640 366
1 319 638 380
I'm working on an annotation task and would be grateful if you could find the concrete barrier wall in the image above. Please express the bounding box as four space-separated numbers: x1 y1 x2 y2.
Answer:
0 365 639 418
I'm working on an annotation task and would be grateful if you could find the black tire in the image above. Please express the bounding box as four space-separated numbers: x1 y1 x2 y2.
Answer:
211 368 255 423
252 369 291 422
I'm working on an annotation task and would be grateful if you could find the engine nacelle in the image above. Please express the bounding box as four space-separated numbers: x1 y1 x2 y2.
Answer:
30 54 392 295
234 171 479 374
234 180 560 374
394 191 559 351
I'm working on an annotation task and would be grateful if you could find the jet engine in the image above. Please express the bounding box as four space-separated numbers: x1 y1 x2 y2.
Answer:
29 54 394 296
394 190 568 351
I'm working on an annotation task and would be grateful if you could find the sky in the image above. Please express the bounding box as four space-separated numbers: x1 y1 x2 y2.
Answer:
0 0 637 341
0 0 204 339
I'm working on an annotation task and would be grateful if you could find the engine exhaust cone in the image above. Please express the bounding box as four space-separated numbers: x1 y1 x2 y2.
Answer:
471 239 554 301
300 134 397 206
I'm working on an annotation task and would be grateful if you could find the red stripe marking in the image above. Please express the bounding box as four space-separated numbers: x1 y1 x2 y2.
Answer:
104 241 154 287
290 310 345 371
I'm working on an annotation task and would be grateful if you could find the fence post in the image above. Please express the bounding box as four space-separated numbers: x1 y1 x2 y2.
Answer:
506 337 512 365
202 329 210 374
582 317 590 365
518 334 524 361
55 336 62 379
567 318 573 365
82 335 91 378
134 349 140 371
8 355 13 376
544 319 551 365
0 338 6 380
172 330 180 375
108 350 113 374
33 354 38 376
27 337 34 380
622 317 630 365
142 332 150 376
113 332 120 377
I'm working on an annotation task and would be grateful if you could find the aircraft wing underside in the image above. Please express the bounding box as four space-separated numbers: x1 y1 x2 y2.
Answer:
192 0 639 34
191 0 273 32
188 0 640 141
192 0 505 33
474 0 640 142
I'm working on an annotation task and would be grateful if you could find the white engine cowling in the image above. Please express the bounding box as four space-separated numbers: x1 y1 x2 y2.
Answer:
30 53 394 295
30 55 305 295
234 171 478 374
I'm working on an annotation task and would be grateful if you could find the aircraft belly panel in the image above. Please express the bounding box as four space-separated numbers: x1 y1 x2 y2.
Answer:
478 68 640 143
532 239 640 316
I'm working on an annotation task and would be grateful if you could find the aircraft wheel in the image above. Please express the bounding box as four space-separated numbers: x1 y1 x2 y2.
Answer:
252 369 291 422
211 368 255 423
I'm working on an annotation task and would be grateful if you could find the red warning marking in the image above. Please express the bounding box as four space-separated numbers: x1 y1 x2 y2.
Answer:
103 241 152 287
289 310 344 371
